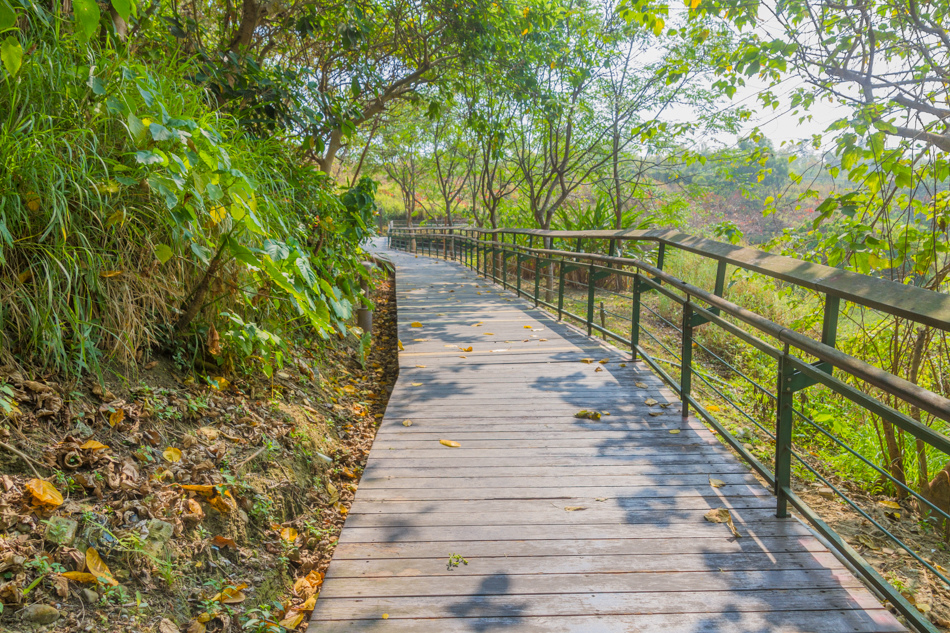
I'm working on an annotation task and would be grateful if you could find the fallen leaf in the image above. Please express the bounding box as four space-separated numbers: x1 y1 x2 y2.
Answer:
580 358 593 364
524 325 532 329
574 410 601 420
644 398 658 406
635 382 647 388
402 420 413 427
186 621 206 633
709 477 726 488
595 366 603 372
564 506 586 511
79 440 109 451
649 411 662 417
706 404 721 413
599 359 609 364
459 346 473 352
209 377 229 391
100 270 123 278
209 490 237 514
280 527 298 542
855 534 879 550
439 439 461 448
211 536 237 549
619 363 627 367
410 322 424 327
410 382 423 387
61 571 99 583
483 332 494 335
398 340 405 351
669 429 681 434
413 338 428 342
109 408 125 427
181 484 216 495
26 479 64 507
382 613 389 619
85 548 119 586
212 583 248 603
704 508 741 538
415 365 427 368
279 611 305 629
300 595 317 611
163 447 183 463
878 500 901 509
595 497 607 502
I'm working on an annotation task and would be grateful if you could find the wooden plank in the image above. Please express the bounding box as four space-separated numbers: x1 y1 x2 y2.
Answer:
308 610 904 633
329 536 831 560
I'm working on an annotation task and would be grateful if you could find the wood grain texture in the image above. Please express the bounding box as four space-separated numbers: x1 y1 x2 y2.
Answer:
308 247 905 633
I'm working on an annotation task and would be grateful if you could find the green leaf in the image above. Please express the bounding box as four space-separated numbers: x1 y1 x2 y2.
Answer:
0 1 16 32
134 150 165 165
110 0 132 21
149 123 174 141
225 237 260 266
72 0 101 42
154 244 174 264
1 35 21 76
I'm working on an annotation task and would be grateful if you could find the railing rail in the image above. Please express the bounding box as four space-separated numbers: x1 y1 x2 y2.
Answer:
388 225 950 633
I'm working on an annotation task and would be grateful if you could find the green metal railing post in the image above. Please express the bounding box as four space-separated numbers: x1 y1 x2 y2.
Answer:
631 274 642 360
680 297 694 418
516 253 523 297
586 262 596 336
534 256 541 306
776 345 795 518
557 261 566 319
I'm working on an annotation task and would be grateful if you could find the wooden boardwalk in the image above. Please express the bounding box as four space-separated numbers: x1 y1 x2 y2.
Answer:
308 249 905 632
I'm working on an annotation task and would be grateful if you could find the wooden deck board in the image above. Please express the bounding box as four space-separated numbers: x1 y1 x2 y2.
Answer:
308 249 905 632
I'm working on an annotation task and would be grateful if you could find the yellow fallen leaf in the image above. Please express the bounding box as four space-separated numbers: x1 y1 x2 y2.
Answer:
26 479 63 507
382 614 389 620
398 340 405 351
620 363 627 367
109 408 125 427
85 548 119 586
279 611 305 629
212 582 248 603
209 490 237 514
635 382 647 388
440 439 461 448
524 325 532 329
300 595 317 611
209 377 229 391
410 322 423 327
669 429 681 434
564 506 586 511
342 385 357 394
411 382 423 386
706 404 721 413
645 398 658 406
879 500 901 509
709 477 726 488
402 420 413 427
280 527 298 542
599 359 609 364
79 440 109 451
595 366 603 372
483 332 494 335
472 322 483 327
581 358 593 364
181 484 216 495
414 338 428 341
459 346 473 352
197 611 214 623
163 447 182 463
99 270 123 278
61 571 99 583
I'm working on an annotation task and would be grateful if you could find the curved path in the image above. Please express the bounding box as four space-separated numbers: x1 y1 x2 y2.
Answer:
308 248 905 632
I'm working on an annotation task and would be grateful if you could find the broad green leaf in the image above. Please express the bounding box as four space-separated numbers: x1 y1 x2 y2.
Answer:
72 0 101 42
225 237 260 266
154 244 174 264
1 35 21 76
149 122 174 141
110 0 132 21
0 1 16 32
134 150 165 165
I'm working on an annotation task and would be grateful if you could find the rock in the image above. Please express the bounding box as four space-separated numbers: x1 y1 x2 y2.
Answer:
818 487 835 500
80 588 98 603
143 519 174 557
44 516 78 546
21 604 60 624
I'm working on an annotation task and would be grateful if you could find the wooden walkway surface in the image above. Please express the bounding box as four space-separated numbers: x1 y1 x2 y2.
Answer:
308 248 905 632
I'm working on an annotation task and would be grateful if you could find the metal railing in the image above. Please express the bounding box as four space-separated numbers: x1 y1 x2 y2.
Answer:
388 225 950 633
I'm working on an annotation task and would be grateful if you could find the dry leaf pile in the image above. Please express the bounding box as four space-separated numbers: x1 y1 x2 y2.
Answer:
0 279 399 632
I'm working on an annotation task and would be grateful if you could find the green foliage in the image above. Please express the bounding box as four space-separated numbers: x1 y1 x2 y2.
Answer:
0 3 377 377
